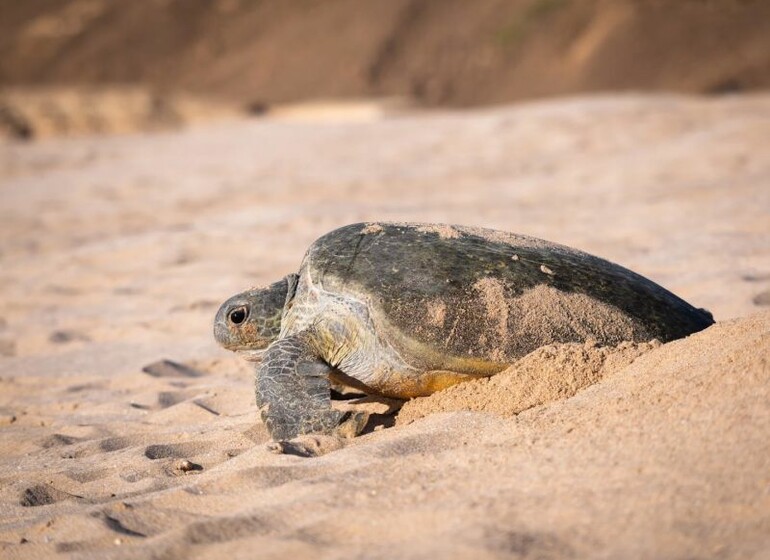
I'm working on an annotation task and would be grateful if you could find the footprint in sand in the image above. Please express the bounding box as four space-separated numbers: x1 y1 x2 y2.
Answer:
143 441 213 460
142 359 205 378
742 273 770 306
58 435 147 459
753 289 770 306
48 329 90 344
19 483 83 507
38 433 84 449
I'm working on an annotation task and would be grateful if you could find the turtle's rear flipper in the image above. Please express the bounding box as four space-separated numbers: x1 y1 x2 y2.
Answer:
256 330 362 441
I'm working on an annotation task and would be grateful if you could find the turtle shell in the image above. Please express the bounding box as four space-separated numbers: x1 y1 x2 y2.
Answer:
302 222 713 369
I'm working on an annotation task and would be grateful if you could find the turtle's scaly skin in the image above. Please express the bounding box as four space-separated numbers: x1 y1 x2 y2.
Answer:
214 222 714 441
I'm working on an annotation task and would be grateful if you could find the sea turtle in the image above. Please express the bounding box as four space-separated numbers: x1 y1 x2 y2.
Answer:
213 222 714 441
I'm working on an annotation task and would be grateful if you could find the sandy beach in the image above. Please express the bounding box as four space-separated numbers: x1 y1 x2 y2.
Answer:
1 93 769 559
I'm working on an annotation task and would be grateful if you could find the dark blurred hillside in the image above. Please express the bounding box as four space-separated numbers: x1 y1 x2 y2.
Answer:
1 0 768 107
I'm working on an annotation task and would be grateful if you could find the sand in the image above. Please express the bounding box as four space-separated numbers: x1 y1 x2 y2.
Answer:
397 339 661 425
1 93 770 558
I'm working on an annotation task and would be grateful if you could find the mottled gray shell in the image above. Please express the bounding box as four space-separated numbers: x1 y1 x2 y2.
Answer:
302 222 713 367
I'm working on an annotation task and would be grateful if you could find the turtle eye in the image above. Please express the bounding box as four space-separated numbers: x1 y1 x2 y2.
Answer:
228 306 249 325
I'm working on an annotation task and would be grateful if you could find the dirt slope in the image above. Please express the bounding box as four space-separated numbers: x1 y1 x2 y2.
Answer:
1 0 768 107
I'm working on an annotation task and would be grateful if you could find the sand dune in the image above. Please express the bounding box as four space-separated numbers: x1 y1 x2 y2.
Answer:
1 94 769 558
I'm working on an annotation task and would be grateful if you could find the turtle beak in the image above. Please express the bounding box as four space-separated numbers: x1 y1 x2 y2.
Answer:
213 319 232 349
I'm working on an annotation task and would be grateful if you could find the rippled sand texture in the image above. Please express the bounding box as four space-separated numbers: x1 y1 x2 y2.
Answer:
1 94 769 559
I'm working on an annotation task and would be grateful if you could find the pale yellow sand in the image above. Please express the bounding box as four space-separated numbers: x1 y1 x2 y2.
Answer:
1 94 769 559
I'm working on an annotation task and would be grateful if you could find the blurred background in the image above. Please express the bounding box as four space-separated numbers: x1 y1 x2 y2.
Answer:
1 0 769 139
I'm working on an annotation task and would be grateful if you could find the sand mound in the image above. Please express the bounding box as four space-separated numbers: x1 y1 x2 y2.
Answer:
398 339 659 424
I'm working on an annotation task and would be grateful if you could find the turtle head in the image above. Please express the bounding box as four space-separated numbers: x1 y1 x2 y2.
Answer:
213 274 298 355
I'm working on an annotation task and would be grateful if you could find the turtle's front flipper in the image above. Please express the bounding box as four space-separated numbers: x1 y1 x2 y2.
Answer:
256 331 367 441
